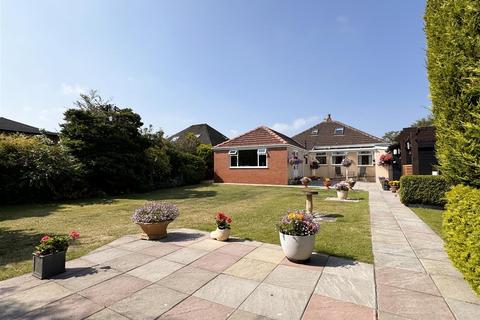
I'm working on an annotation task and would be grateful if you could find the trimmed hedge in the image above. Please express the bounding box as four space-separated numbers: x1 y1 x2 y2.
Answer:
444 185 480 295
399 175 450 206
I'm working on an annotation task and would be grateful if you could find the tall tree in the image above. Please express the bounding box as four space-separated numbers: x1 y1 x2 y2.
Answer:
382 131 400 143
411 114 434 127
425 0 480 187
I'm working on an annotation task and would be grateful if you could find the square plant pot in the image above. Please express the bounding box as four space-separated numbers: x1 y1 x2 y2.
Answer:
32 251 66 279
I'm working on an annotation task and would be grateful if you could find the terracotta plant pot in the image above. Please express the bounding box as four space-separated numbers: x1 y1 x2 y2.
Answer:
32 251 66 279
279 232 316 261
210 228 230 241
136 220 173 240
337 190 349 200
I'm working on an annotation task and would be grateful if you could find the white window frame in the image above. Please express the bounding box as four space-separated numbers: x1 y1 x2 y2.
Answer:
334 127 345 135
357 151 373 166
331 152 346 166
229 149 268 169
315 152 328 165
311 129 318 136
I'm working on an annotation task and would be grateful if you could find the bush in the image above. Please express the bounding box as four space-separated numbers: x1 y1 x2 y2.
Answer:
196 144 213 179
425 0 480 188
166 147 206 185
443 185 480 295
0 134 86 203
399 175 450 206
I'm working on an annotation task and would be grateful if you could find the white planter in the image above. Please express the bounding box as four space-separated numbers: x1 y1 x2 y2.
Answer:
279 232 316 261
337 190 348 200
210 228 230 241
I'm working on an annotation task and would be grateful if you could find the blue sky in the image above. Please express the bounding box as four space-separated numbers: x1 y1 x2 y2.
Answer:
1 0 430 138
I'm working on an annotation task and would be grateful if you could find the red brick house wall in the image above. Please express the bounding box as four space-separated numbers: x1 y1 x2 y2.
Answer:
214 147 289 185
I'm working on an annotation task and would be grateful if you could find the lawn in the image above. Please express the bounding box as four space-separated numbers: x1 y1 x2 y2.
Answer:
410 207 445 239
0 183 372 281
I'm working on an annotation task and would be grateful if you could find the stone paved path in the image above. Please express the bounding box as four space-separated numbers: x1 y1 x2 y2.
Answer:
362 182 480 320
0 229 377 320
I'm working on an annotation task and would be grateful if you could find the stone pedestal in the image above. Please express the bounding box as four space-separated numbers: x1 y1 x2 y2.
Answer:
302 189 319 214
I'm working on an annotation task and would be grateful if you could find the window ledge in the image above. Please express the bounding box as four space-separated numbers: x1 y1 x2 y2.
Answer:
230 166 269 169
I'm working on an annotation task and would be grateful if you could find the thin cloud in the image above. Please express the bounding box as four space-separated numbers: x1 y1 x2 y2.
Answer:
61 83 87 96
271 116 320 136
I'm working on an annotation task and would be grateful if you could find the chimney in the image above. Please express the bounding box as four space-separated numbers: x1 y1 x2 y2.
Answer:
325 114 332 122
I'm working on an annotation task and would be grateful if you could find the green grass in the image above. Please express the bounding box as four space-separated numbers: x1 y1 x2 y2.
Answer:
0 183 372 281
410 207 445 239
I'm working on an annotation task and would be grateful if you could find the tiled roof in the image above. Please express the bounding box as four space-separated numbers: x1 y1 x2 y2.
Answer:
0 117 58 136
214 126 305 149
168 124 228 146
292 117 385 150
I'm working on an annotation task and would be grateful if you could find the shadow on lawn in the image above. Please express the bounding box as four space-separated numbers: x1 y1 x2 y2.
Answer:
0 227 46 268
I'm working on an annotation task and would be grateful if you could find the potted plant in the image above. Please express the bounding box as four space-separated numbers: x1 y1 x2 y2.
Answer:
382 178 390 191
378 153 393 166
32 231 80 279
277 210 320 261
335 181 350 200
300 176 312 188
341 158 353 179
347 178 356 189
389 180 400 193
310 160 319 177
132 202 179 240
210 212 232 241
323 177 332 189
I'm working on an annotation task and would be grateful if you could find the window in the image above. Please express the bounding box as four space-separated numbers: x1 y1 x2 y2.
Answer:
332 152 346 165
195 134 201 138
334 127 344 135
315 152 327 165
229 149 267 168
171 136 179 142
311 129 318 135
358 151 373 166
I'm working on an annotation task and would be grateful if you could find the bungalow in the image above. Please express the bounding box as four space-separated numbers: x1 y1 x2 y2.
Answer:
213 115 390 185
0 117 59 142
168 123 228 146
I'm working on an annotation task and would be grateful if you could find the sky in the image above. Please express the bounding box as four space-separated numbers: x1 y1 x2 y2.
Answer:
0 0 431 138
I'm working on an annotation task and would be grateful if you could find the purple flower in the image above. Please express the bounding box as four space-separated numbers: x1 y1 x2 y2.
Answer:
132 201 180 223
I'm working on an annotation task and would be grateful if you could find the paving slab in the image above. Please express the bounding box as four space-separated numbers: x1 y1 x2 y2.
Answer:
264 265 320 292
214 242 257 257
314 273 376 308
190 251 241 272
160 296 234 320
374 252 425 273
193 274 258 308
279 253 328 271
323 256 374 282
377 311 411 320
223 258 277 281
372 242 416 258
82 247 132 264
420 258 464 278
239 282 311 320
445 298 480 320
101 252 156 272
79 275 150 307
85 308 130 320
127 258 184 282
228 309 272 320
53 265 120 291
0 282 73 319
377 284 454 320
302 294 375 320
0 274 46 299
104 235 138 247
21 293 103 320
189 239 228 251
159 229 209 247
157 265 218 294
413 247 449 261
375 266 440 296
140 243 181 257
163 247 209 264
430 274 480 304
244 247 285 264
110 284 188 319
117 239 157 251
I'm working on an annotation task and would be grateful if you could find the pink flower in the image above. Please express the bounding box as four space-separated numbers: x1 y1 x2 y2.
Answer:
69 230 80 240
41 235 50 242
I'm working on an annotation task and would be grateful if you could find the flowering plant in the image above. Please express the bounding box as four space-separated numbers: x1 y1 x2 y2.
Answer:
289 157 302 166
132 202 180 223
34 231 80 256
389 180 400 187
300 176 312 187
378 153 393 166
334 181 350 191
310 160 319 170
215 212 232 229
277 210 319 236
341 158 353 167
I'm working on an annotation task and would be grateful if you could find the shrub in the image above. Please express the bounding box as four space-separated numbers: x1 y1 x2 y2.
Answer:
196 144 213 179
399 175 450 206
425 0 480 188
443 185 480 295
166 147 206 185
0 134 86 203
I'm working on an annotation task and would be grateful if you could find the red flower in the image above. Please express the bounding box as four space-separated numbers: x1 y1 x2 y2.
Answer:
41 235 50 242
69 230 80 239
226 217 232 223
216 212 226 221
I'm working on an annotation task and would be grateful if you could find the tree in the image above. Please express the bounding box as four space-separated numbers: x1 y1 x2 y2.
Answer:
60 91 151 194
197 144 213 179
174 132 201 154
425 0 480 187
411 114 434 127
382 131 400 143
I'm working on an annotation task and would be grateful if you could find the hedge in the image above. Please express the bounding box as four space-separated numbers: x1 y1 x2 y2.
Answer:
399 175 450 206
425 0 480 188
444 185 480 295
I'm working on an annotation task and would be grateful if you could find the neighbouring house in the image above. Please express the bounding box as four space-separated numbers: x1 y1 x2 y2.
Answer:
0 117 59 141
213 126 308 185
395 126 437 176
293 114 389 182
213 115 390 185
168 123 228 146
